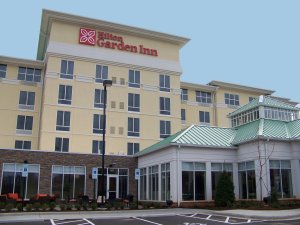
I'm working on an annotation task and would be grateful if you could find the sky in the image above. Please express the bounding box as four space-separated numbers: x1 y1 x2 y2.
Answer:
1 1 299 102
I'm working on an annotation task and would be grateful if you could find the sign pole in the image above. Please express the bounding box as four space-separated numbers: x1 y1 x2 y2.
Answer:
134 168 140 209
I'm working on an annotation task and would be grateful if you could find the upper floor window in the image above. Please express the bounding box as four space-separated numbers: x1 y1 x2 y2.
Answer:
95 65 108 83
93 114 104 134
249 97 256 102
127 143 140 155
58 85 72 105
19 91 35 110
159 75 170 92
92 140 103 154
225 93 240 106
15 140 31 150
18 67 41 82
199 111 210 124
196 91 212 103
56 111 71 131
60 60 74 79
128 117 140 137
181 89 188 101
16 115 33 131
128 93 140 112
128 70 140 88
160 120 171 138
94 89 104 108
181 109 186 121
160 97 170 115
264 107 298 121
55 137 69 152
0 64 7 78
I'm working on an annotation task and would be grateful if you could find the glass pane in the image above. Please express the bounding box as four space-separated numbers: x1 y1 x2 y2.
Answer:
211 163 222 171
52 165 63 173
26 173 38 199
1 172 14 194
195 162 205 171
52 174 63 199
281 170 292 198
269 160 280 169
74 174 85 198
119 176 128 199
195 171 205 200
182 162 193 171
15 172 22 198
247 170 256 199
182 171 193 200
63 174 74 200
281 160 291 169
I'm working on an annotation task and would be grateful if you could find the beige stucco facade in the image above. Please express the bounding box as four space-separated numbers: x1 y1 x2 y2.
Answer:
0 10 284 156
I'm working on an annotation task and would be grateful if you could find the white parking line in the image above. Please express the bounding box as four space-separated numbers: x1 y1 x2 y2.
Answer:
50 218 95 225
83 218 95 225
132 217 163 225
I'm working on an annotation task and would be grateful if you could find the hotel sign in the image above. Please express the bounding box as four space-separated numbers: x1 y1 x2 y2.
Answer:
79 28 158 57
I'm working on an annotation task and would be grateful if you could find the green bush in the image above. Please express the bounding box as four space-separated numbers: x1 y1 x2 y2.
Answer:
60 204 66 211
66 203 73 211
5 203 14 212
214 172 235 207
129 202 137 209
75 203 82 210
105 202 112 210
33 202 41 211
271 187 279 204
26 204 33 212
0 202 6 210
16 203 23 212
82 203 88 210
91 203 97 210
42 203 49 211
49 202 56 211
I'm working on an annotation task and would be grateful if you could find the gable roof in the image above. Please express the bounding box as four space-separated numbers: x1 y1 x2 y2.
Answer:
136 119 300 157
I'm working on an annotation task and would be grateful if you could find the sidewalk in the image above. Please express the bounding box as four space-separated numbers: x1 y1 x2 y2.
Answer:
0 208 300 223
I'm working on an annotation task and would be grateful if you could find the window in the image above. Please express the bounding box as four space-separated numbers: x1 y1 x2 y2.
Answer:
264 107 298 122
231 107 260 127
94 89 104 108
160 120 171 138
55 137 69 152
199 111 210 124
181 89 188 101
159 75 170 92
60 60 74 79
56 111 71 131
225 93 240 106
149 165 159 200
182 162 206 201
18 67 41 82
270 160 293 198
181 109 186 121
211 163 233 199
128 93 140 112
19 91 35 110
93 114 104 134
160 97 170 115
58 85 72 105
15 140 31 150
196 91 212 103
128 117 140 137
161 163 170 201
128 70 140 88
0 64 7 78
16 115 33 131
95 65 108 83
92 140 103 154
51 166 85 200
249 97 255 102
238 161 256 199
127 143 139 155
140 168 147 200
1 163 39 199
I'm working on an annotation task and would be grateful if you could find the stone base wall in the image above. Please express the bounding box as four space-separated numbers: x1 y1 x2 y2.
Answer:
0 149 137 199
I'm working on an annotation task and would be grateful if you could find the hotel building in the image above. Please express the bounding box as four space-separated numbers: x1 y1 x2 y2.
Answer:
0 10 299 204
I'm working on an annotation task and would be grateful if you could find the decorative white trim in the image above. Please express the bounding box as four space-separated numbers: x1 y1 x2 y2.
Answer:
47 41 183 73
172 89 181 95
76 75 93 83
143 84 158 92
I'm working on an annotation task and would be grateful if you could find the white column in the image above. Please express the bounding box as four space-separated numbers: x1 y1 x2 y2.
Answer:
232 162 239 199
206 162 212 201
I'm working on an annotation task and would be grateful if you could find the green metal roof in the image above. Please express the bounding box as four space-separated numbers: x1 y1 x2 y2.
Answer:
137 119 300 157
229 96 299 117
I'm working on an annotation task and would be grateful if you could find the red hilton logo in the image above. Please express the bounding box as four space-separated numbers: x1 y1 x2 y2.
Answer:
79 28 96 46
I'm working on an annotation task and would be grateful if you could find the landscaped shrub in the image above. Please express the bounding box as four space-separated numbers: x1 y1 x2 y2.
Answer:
5 203 14 212
66 204 73 211
42 203 49 211
0 202 6 210
25 204 32 212
215 172 235 207
16 203 23 212
49 202 56 211
33 202 41 211
270 187 279 204
75 203 82 210
60 204 66 211
82 203 88 210
91 203 97 210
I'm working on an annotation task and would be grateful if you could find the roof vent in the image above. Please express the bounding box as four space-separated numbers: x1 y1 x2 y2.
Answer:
259 95 264 103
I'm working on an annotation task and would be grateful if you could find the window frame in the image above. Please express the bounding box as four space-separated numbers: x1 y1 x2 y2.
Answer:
55 137 69 152
60 60 74 79
95 65 108 83
93 114 104 134
15 140 31 150
0 64 7 78
199 111 210 124
128 93 140 112
16 115 33 131
160 120 171 138
128 70 140 88
127 143 140 155
181 89 188 101
159 97 171 115
94 89 104 108
225 93 240 106
56 111 71 131
19 91 35 110
58 85 72 105
196 91 212 103
18 67 41 82
159 74 170 92
128 117 140 137
92 140 103 154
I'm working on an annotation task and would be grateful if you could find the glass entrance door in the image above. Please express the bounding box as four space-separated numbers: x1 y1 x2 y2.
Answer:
107 176 118 200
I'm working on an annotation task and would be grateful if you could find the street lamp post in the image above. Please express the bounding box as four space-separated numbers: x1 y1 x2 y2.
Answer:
101 79 112 205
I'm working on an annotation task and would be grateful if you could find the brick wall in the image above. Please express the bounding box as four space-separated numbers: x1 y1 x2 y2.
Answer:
0 149 137 199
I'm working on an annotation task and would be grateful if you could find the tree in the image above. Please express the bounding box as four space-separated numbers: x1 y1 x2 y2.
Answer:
214 172 235 207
